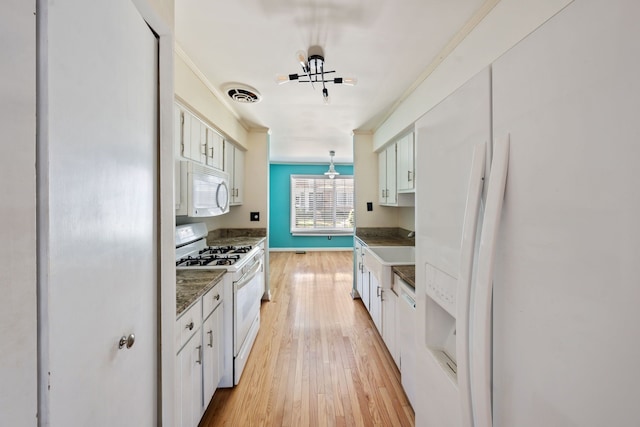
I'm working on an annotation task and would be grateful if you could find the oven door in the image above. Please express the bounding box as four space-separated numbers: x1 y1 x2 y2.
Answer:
233 256 263 356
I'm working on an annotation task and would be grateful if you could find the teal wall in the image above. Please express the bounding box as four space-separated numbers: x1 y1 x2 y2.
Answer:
269 163 354 249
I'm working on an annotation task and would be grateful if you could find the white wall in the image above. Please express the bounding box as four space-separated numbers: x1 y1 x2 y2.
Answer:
353 132 398 228
397 207 415 232
374 0 572 149
175 53 249 150
0 2 37 425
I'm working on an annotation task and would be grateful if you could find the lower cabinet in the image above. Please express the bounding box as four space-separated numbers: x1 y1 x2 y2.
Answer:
177 330 203 427
369 272 382 334
382 284 399 368
176 280 225 427
202 304 223 406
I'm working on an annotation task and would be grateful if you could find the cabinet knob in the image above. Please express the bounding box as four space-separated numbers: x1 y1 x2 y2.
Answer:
214 293 220 301
118 333 135 350
186 321 194 331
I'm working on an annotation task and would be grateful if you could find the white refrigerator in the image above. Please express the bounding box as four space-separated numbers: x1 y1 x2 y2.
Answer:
414 1 640 426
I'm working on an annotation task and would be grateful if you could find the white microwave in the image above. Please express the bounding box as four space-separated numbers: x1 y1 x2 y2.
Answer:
176 160 230 217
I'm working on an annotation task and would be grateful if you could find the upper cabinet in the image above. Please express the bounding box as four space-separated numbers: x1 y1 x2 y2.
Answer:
224 141 244 206
378 145 397 205
378 133 415 207
175 102 224 171
205 128 223 170
396 132 415 193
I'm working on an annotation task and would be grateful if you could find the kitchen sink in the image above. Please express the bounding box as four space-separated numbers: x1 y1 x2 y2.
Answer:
363 246 415 290
367 246 415 265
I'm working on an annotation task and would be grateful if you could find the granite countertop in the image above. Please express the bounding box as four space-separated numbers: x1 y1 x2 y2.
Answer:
392 265 415 289
176 269 226 316
355 227 415 247
206 228 267 247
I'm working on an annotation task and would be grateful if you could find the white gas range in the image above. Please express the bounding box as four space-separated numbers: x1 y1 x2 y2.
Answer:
175 223 264 386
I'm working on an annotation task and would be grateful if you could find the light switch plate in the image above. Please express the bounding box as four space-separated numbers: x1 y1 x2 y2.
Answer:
250 212 260 221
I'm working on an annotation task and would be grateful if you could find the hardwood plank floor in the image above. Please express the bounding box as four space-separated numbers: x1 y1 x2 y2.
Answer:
199 251 415 427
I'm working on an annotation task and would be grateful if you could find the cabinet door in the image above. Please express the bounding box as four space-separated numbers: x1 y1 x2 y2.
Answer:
378 151 387 204
202 304 223 411
362 266 371 311
382 289 399 367
177 331 203 427
187 114 206 163
206 128 223 170
354 242 363 298
369 273 382 333
385 145 397 204
232 147 244 205
174 105 183 210
397 133 415 191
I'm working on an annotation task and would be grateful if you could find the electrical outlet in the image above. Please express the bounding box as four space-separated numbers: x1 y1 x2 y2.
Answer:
367 202 373 212
250 212 260 221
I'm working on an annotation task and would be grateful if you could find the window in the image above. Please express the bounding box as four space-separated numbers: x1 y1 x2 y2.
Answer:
290 175 354 236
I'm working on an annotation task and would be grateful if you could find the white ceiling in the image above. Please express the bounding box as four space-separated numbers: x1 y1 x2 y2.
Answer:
175 0 487 164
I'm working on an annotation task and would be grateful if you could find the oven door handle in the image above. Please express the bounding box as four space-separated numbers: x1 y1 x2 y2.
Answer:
234 258 263 291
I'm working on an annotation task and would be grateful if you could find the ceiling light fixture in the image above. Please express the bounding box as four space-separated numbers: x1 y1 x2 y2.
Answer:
276 45 357 104
325 150 340 179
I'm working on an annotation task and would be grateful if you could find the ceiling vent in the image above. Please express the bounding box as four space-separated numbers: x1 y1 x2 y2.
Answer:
223 83 262 104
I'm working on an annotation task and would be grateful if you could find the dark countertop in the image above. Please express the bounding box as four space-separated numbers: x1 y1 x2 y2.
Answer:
355 227 415 247
206 228 267 247
392 265 415 289
176 269 226 316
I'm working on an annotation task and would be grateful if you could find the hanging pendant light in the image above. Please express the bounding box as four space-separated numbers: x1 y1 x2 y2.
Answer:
325 150 340 179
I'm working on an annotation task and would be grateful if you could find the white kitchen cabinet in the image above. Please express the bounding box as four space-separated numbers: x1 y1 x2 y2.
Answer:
206 128 224 170
396 132 415 192
378 144 397 205
224 141 244 205
202 303 223 410
369 272 382 334
182 111 207 163
176 326 203 427
202 282 224 411
362 262 371 312
354 238 365 299
382 284 399 368
175 277 226 427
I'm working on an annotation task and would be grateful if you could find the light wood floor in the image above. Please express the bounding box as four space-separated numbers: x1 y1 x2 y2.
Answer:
199 251 415 427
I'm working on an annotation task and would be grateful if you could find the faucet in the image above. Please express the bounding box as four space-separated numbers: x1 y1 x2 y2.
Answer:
407 231 415 238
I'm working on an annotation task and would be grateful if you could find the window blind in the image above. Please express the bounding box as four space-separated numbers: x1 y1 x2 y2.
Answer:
290 175 354 236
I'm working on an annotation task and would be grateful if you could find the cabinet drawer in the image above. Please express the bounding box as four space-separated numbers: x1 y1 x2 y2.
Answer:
176 299 202 352
202 279 223 319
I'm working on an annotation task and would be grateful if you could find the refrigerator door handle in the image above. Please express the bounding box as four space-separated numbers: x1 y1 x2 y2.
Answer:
471 134 510 427
456 142 487 427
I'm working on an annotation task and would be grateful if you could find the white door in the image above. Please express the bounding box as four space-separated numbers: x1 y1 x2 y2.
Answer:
46 1 158 425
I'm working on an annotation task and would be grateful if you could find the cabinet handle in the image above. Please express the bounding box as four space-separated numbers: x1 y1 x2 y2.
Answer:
377 286 382 297
408 170 412 182
186 321 194 331
207 330 213 347
209 146 214 157
196 345 202 365
201 143 207 156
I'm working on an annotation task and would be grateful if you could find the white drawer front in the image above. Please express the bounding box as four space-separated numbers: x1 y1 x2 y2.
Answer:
176 299 202 352
202 280 223 318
